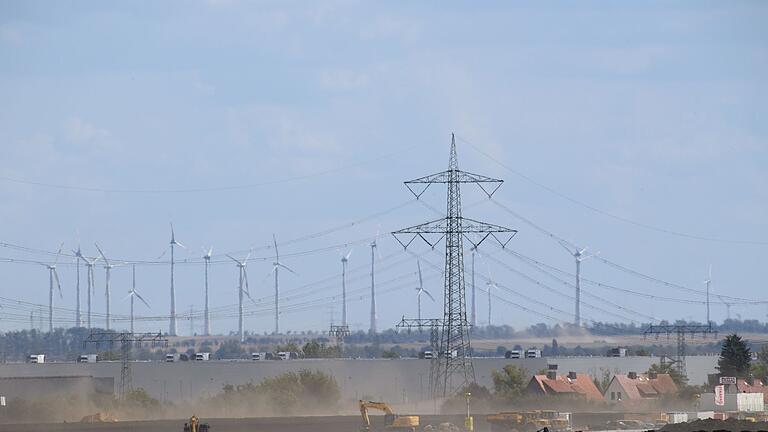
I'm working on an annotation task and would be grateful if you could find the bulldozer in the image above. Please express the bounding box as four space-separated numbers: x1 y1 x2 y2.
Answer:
359 400 420 432
183 415 210 432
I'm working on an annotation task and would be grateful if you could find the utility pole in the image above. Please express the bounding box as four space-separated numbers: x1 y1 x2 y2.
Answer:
189 305 195 336
85 331 168 399
644 324 717 377
393 133 516 397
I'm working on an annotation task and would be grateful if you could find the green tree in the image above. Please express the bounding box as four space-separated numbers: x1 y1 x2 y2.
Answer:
647 362 688 386
215 339 245 359
492 364 527 401
717 334 751 377
381 349 400 359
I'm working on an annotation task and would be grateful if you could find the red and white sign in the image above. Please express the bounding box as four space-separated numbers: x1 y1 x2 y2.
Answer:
714 385 725 406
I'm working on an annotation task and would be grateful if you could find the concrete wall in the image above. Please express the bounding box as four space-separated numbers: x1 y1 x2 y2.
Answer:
0 355 717 403
0 375 114 401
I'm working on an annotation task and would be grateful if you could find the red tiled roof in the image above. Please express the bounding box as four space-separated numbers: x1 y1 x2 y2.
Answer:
528 374 603 401
610 374 678 400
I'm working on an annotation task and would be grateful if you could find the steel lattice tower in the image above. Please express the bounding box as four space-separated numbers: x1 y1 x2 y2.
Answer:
394 133 516 397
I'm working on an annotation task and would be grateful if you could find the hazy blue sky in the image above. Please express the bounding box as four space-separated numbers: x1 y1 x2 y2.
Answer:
1 1 766 335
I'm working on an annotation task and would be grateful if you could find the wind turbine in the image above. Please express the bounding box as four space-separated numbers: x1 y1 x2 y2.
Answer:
159 224 185 336
124 264 150 334
73 244 82 327
704 265 712 326
269 235 297 335
369 234 382 334
227 252 255 342
558 241 597 327
415 260 435 321
37 243 64 332
339 248 353 326
202 246 212 336
483 259 498 327
76 251 99 328
94 243 115 330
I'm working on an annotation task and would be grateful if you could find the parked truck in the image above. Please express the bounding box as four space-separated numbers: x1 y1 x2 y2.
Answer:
194 352 210 361
79 354 98 363
28 354 45 363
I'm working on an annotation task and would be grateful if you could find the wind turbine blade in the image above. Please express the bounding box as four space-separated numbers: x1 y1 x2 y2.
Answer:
123 292 134 302
243 269 250 294
53 242 64 266
225 254 240 265
273 234 279 261
243 288 257 305
346 249 353 260
277 263 298 275
175 240 186 249
244 250 251 264
134 291 151 309
207 246 213 258
53 269 63 298
94 243 109 266
424 290 436 302
417 260 423 288
557 240 575 256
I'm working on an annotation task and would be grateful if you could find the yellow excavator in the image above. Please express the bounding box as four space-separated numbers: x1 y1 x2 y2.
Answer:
359 400 419 432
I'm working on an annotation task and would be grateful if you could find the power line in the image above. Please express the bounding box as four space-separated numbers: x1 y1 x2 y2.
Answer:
458 135 768 246
0 148 413 194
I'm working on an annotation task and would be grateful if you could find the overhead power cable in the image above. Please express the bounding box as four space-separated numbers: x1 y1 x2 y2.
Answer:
0 147 412 194
458 134 768 246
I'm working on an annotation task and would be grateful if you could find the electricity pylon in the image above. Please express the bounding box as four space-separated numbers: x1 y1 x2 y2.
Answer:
393 133 516 397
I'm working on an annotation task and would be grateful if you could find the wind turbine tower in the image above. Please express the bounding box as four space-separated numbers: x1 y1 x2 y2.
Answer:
227 253 255 342
471 248 477 327
38 243 64 332
369 239 378 334
340 249 352 326
203 247 212 336
558 241 596 326
125 264 150 333
94 243 114 330
77 253 98 328
270 235 297 335
166 225 184 336
704 265 712 326
73 245 82 327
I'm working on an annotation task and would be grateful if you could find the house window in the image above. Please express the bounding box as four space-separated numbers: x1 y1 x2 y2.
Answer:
617 392 622 401
611 392 615 400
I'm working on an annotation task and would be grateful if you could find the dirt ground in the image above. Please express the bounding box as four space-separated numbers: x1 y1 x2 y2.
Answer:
0 414 478 432
660 418 768 432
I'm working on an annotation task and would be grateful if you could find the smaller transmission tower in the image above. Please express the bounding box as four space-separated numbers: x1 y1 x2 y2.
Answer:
644 324 717 377
85 331 168 398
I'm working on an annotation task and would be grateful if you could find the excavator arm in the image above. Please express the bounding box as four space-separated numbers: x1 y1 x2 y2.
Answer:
359 400 396 430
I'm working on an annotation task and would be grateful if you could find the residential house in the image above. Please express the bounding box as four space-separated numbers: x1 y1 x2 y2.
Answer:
525 370 604 401
603 371 678 403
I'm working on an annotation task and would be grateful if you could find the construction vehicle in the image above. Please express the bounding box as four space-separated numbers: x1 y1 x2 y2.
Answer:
183 415 210 432
487 410 571 432
80 412 118 423
359 400 419 432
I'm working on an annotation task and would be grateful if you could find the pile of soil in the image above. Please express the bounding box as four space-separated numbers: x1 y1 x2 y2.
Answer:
660 418 768 432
